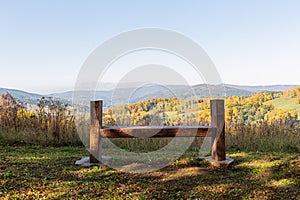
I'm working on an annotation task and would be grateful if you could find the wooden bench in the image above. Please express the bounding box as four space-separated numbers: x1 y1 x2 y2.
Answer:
89 99 233 167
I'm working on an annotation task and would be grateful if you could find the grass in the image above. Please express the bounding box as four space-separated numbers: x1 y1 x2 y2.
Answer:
226 123 300 153
0 145 299 199
268 98 300 119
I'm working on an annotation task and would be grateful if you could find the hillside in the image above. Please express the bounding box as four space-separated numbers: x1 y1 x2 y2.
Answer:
1 84 299 108
226 84 299 93
59 84 256 108
1 84 253 107
0 88 70 105
267 98 300 120
0 88 43 104
283 86 300 98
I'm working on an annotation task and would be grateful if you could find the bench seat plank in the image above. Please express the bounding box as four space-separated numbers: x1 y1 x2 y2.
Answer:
100 126 216 138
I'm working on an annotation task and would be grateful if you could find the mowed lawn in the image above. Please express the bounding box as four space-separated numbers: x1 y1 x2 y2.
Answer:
0 145 299 199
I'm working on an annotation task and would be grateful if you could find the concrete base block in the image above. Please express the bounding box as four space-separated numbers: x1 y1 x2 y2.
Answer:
204 156 234 167
75 156 111 167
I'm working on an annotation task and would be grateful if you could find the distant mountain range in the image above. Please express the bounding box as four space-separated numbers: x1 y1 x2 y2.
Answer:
0 88 44 105
0 84 298 108
225 84 300 93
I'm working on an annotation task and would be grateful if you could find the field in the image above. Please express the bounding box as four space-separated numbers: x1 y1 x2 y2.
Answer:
0 92 300 199
268 98 300 119
0 145 299 199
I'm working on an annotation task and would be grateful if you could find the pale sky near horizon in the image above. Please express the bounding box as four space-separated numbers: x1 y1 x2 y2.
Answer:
0 0 300 94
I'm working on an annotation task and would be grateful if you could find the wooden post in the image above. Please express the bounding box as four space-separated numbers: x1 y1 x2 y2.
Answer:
90 100 102 163
210 99 226 161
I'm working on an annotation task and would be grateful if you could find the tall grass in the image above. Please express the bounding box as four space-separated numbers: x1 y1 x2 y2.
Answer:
0 93 80 145
226 121 300 152
103 121 300 154
0 93 299 153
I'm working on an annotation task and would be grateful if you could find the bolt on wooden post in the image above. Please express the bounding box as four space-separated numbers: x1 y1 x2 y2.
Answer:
210 99 226 161
89 100 103 163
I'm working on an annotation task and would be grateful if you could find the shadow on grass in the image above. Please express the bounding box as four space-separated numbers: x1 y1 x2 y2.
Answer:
1 145 299 199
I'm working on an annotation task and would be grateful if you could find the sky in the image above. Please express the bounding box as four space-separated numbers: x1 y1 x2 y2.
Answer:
0 0 300 94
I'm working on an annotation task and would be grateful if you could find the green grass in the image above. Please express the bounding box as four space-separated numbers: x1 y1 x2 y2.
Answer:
0 145 299 199
268 98 300 119
165 111 179 119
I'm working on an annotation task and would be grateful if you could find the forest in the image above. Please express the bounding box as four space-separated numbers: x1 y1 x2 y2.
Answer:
103 91 298 127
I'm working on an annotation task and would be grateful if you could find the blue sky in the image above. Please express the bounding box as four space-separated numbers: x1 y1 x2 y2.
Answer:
0 0 299 94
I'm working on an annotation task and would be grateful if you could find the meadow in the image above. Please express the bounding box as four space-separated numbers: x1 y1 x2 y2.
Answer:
267 98 300 120
0 145 299 199
0 88 300 199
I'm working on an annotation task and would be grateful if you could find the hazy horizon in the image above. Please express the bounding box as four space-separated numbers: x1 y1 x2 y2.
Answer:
1 82 299 95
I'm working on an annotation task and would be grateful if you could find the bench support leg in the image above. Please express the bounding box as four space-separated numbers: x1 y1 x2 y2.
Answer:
211 99 226 161
205 99 234 167
90 100 102 163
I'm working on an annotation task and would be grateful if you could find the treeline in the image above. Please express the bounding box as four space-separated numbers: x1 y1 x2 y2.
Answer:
103 91 298 127
283 86 300 104
283 87 300 104
283 86 300 98
0 93 78 145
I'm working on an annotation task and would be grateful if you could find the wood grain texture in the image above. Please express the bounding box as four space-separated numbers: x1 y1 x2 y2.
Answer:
89 99 227 164
100 126 216 138
210 99 226 161
89 100 102 163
